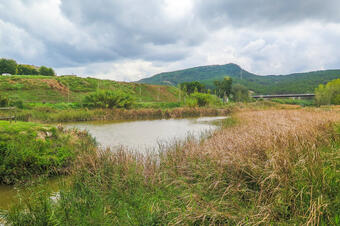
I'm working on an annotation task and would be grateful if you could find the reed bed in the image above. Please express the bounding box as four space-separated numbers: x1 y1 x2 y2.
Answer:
13 107 231 123
4 109 340 225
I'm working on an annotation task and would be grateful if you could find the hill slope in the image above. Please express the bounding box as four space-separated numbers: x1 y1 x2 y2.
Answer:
138 64 340 94
0 75 179 103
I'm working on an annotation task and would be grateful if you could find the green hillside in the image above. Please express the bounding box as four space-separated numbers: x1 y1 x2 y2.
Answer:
138 64 340 94
0 75 179 104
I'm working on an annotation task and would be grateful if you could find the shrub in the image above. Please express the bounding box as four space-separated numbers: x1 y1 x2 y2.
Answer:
315 78 340 105
0 58 17 75
186 92 221 107
39 66 55 76
231 84 249 102
83 90 135 109
0 95 9 107
17 64 39 75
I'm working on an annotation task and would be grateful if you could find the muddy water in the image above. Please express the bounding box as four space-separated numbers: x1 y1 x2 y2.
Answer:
64 116 227 153
0 116 226 211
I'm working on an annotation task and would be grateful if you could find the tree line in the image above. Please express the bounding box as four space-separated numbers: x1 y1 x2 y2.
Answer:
0 58 55 76
180 76 250 102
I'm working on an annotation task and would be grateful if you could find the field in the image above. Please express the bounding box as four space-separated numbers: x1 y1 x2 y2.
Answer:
3 108 340 225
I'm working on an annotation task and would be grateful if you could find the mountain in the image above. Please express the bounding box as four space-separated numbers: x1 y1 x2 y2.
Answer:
137 63 340 94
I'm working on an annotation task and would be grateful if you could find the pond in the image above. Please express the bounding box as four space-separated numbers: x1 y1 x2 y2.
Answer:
0 116 227 211
64 116 227 153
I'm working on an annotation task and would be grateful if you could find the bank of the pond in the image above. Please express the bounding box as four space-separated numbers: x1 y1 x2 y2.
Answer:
12 107 231 123
4 109 340 225
0 121 96 184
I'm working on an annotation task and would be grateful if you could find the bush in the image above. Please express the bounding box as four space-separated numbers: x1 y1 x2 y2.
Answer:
231 84 249 102
315 78 340 105
83 90 135 109
17 64 39 75
0 95 9 107
39 66 55 76
186 92 221 107
0 58 17 75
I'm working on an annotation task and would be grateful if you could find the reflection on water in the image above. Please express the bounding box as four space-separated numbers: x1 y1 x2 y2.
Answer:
0 177 65 211
64 116 227 153
0 116 227 211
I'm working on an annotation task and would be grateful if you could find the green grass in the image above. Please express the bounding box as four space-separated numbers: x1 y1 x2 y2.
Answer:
0 121 96 184
0 75 179 104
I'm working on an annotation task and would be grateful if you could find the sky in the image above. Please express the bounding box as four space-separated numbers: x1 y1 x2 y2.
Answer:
1 0 340 81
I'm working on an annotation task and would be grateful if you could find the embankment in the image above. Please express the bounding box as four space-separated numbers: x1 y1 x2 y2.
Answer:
0 121 96 184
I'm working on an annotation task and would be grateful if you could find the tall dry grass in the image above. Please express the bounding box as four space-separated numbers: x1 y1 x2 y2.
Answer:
160 109 340 224
5 109 340 225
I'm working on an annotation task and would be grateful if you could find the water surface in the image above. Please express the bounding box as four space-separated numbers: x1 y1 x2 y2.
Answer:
64 116 227 153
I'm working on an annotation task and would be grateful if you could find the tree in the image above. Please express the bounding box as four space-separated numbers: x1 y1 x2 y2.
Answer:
39 66 55 76
180 81 205 94
214 76 232 101
231 84 249 102
315 79 340 106
17 64 39 75
0 58 17 75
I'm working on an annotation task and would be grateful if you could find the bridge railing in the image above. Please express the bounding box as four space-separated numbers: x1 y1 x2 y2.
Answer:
252 94 315 99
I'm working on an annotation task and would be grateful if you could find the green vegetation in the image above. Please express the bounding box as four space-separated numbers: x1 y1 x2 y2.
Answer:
38 66 55 76
214 76 233 99
0 121 95 184
138 63 340 94
0 95 9 107
0 58 55 76
231 83 249 102
186 92 221 107
17 64 39 75
315 78 340 105
0 58 17 75
180 81 205 94
83 90 135 109
3 110 339 225
0 75 179 105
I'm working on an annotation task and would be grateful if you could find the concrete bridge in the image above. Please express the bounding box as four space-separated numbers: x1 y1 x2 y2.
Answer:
252 94 315 99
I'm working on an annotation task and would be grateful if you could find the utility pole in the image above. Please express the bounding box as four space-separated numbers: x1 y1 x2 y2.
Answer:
67 83 70 103
157 87 160 101
178 84 181 102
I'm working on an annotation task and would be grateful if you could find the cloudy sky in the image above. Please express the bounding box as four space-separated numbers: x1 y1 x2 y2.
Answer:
1 0 340 81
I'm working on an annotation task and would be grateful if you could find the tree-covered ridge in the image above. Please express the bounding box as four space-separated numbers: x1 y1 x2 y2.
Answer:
138 63 340 94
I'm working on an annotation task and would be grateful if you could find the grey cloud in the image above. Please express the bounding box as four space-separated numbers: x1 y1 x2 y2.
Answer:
0 0 206 68
195 0 340 28
1 0 340 81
